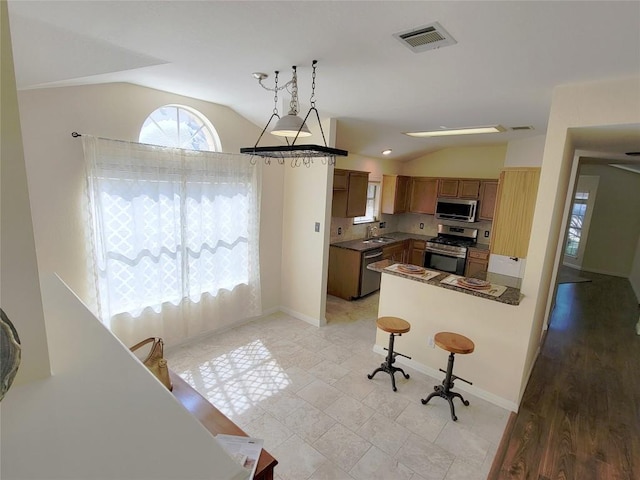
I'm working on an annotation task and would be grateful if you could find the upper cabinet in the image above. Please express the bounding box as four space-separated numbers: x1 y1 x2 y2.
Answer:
437 179 481 199
332 169 369 218
409 177 438 214
491 168 541 258
381 175 411 214
478 180 499 221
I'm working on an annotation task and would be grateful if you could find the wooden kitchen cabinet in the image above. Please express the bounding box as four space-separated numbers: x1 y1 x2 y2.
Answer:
382 240 408 263
491 168 541 258
437 179 481 199
465 247 489 277
332 169 369 217
327 246 362 299
381 175 411 214
408 239 427 266
409 177 438 214
478 180 498 220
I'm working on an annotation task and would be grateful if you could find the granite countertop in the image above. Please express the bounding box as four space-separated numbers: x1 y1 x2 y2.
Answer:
367 259 523 306
330 232 433 252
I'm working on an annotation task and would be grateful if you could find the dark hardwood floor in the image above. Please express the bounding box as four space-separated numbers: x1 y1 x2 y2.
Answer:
490 271 640 480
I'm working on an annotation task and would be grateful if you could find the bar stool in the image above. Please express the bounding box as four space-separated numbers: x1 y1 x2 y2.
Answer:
421 332 474 421
367 316 411 391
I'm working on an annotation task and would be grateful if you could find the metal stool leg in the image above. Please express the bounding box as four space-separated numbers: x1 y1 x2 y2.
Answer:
368 331 411 392
421 352 471 421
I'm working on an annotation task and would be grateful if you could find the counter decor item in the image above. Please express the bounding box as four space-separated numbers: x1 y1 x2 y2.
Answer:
130 337 173 391
0 308 21 402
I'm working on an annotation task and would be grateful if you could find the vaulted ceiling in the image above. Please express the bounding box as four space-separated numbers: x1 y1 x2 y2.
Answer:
7 1 640 162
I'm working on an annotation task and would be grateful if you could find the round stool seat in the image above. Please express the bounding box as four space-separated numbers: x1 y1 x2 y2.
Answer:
434 332 474 355
377 317 411 334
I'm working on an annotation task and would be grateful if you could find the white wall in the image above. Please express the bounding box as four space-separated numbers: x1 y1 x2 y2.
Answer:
520 75 640 399
1 275 245 480
630 235 640 302
578 164 640 277
0 0 50 384
280 119 335 326
504 135 545 167
402 145 506 178
17 82 284 331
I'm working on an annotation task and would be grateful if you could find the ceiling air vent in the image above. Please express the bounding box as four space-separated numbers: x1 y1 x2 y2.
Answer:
510 126 535 131
393 22 457 53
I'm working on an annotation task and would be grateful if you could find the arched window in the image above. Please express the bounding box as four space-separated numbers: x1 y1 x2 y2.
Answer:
139 105 221 152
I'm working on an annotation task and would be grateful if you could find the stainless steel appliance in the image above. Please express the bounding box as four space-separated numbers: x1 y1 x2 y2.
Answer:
435 198 478 223
424 225 478 275
360 248 383 296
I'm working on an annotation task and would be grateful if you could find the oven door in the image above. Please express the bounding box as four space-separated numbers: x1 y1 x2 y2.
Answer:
424 250 466 275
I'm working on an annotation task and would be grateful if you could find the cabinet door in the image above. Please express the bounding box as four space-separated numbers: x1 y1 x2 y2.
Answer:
333 169 348 190
408 239 426 266
465 257 488 277
491 168 541 258
395 176 410 213
346 171 369 217
409 177 438 214
381 175 410 214
478 181 498 220
459 180 481 198
438 179 459 197
327 246 361 300
383 242 406 263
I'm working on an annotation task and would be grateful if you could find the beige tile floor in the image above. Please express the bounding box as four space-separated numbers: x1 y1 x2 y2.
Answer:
166 293 509 480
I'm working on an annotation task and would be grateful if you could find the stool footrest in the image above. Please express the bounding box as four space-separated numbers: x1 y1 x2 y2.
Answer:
383 347 412 360
438 368 472 385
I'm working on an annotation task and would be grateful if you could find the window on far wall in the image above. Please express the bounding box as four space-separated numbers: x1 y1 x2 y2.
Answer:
565 191 589 257
353 181 380 224
139 104 221 151
84 105 260 345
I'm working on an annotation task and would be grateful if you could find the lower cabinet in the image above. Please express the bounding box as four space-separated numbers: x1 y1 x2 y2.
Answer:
383 241 409 263
408 239 426 266
327 246 362 300
465 248 489 277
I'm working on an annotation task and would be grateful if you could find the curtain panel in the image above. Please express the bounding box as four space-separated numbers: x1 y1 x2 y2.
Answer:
83 136 262 347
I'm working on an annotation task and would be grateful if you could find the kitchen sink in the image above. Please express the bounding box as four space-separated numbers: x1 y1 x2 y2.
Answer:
363 237 394 244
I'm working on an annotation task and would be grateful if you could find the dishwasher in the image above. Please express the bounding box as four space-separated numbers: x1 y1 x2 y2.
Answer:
360 248 383 297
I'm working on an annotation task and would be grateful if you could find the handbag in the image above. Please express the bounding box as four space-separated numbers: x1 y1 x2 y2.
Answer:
130 337 173 391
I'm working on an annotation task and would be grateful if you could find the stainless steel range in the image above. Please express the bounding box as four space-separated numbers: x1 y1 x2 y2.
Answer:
424 224 478 275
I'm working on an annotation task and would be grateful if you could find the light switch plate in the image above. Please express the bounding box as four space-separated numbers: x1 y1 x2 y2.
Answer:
314 222 320 232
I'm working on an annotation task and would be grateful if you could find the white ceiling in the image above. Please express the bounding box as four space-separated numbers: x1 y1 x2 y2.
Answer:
7 1 640 162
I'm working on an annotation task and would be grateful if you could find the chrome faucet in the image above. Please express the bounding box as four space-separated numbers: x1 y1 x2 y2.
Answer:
366 225 378 239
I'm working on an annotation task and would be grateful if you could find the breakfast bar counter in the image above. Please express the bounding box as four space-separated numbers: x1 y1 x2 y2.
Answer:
368 260 529 411
367 259 523 305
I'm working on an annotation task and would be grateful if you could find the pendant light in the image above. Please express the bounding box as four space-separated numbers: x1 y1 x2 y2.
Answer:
271 66 311 138
241 60 348 166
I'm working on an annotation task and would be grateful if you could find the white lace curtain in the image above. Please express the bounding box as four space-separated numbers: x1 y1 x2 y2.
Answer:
83 136 262 347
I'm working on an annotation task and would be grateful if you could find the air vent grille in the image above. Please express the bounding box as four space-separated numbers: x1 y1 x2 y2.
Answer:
510 126 535 131
394 22 457 53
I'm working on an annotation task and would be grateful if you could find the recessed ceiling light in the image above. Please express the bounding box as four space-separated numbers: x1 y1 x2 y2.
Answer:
382 149 392 155
405 125 506 137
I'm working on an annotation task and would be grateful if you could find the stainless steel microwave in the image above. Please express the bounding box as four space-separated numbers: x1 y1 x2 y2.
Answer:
435 198 478 222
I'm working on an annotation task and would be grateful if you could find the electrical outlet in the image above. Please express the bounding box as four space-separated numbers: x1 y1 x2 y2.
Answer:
484 230 490 238
379 222 386 228
428 336 435 348
314 222 320 232
419 223 424 230
337 227 342 235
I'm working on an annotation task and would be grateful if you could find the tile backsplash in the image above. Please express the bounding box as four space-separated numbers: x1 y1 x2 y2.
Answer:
330 213 492 245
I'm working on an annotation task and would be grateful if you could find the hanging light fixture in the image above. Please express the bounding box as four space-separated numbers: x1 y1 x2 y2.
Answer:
271 66 311 138
241 60 347 166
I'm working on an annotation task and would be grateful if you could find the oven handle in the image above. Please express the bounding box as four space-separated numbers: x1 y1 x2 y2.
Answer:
425 246 466 259
363 251 384 260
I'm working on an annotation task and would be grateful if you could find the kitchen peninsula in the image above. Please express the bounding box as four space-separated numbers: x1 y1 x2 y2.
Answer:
368 259 526 411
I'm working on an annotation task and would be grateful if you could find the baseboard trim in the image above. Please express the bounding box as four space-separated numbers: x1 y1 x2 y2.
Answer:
279 306 323 327
372 345 519 412
579 267 628 278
